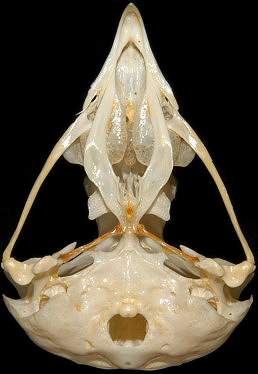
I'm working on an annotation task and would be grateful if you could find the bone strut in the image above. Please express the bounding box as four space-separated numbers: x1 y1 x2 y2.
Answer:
135 224 199 264
1 4 255 370
168 115 254 264
58 225 123 263
2 114 91 262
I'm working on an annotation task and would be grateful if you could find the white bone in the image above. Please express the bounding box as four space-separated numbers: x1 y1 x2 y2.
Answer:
146 191 171 221
2 111 91 261
1 3 255 370
88 190 109 220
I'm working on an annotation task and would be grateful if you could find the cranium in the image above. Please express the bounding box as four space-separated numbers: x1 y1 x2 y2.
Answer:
1 3 255 370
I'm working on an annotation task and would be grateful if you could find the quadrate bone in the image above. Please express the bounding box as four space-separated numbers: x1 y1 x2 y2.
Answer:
1 3 255 370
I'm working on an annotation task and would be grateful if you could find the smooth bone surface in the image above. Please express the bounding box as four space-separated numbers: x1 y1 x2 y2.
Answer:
1 3 254 371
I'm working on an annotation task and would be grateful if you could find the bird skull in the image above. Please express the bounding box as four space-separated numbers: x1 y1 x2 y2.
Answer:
1 3 255 370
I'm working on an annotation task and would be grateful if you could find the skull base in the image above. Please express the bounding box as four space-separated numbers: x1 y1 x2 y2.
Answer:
3 235 253 369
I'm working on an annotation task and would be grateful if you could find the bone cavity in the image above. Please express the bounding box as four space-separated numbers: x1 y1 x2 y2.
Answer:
106 95 127 164
115 42 146 109
133 96 154 165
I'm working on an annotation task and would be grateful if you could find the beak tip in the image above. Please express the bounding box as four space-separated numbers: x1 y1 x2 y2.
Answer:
124 3 139 17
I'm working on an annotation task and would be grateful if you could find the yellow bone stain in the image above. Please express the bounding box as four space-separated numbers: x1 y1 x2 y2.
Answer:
126 101 135 126
58 222 199 265
135 224 199 264
58 225 123 263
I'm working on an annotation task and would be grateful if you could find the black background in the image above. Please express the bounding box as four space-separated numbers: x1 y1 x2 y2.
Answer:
0 0 257 372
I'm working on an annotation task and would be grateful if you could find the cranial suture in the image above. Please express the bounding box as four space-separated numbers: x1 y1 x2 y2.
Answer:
2 3 255 370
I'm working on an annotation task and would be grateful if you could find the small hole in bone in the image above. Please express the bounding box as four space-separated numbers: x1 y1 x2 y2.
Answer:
85 340 94 349
108 313 148 344
39 296 49 309
39 283 68 308
90 94 97 103
207 298 217 310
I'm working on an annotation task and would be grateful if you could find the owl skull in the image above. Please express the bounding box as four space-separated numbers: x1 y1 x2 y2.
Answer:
2 3 255 370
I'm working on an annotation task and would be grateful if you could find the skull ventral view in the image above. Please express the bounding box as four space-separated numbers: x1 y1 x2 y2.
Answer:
1 3 255 370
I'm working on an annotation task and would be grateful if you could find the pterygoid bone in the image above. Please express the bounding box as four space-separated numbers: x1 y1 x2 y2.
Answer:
1 3 255 371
